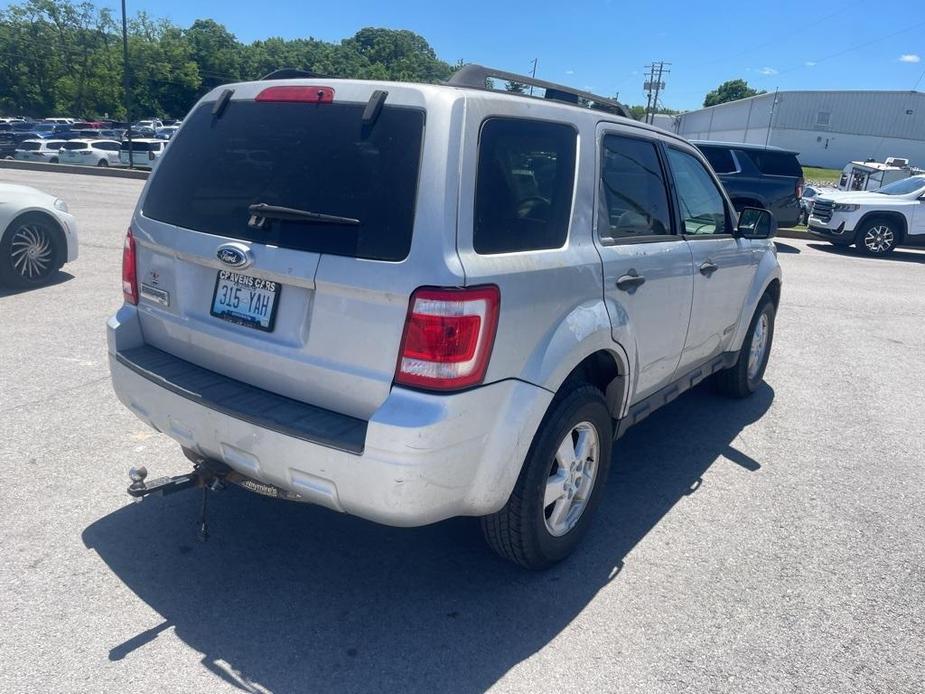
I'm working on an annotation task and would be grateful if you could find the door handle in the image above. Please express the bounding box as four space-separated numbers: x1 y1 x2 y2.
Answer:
699 260 719 277
616 271 646 292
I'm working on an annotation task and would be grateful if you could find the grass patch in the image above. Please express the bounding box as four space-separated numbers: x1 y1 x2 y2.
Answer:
802 166 841 184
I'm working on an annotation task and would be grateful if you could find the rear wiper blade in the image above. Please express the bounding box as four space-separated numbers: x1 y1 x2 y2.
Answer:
248 203 360 229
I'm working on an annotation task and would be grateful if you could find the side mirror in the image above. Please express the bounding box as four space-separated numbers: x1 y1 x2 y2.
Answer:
737 207 777 239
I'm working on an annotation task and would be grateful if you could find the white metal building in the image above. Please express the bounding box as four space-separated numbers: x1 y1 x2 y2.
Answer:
673 90 925 169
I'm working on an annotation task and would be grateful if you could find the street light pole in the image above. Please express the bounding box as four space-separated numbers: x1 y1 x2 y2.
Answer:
121 0 133 169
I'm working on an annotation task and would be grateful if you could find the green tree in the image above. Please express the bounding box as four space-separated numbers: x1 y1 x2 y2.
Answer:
505 81 527 94
703 79 765 107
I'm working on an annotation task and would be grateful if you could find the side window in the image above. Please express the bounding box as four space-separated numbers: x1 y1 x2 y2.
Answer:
598 135 672 240
698 146 737 174
666 148 728 236
474 118 576 254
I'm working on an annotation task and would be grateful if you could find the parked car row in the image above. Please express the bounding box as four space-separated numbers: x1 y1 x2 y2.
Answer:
0 116 181 159
10 137 168 169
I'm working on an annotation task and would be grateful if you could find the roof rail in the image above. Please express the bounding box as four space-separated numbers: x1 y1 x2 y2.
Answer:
447 64 632 119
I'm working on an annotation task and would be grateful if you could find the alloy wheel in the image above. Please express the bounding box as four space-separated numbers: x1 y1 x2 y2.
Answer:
863 225 895 254
543 421 599 537
9 223 55 282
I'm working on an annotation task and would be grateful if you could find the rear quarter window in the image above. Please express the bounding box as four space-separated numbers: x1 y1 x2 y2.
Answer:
697 146 738 174
474 118 577 254
744 150 802 177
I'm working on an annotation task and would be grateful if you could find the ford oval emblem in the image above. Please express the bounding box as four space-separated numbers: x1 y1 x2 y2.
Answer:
216 243 251 269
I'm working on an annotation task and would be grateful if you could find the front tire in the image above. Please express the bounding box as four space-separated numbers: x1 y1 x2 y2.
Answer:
0 214 64 288
482 385 613 569
714 296 776 398
855 218 899 256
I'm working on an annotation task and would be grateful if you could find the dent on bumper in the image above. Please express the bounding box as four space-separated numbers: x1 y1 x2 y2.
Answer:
109 350 553 527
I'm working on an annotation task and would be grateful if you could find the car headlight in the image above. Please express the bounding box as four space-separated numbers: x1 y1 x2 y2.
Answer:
53 198 68 213
833 203 859 212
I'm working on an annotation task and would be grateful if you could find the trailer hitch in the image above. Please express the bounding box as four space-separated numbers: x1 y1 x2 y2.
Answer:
127 459 229 542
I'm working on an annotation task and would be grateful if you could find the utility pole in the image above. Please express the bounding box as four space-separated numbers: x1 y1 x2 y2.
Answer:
643 61 671 124
121 0 133 169
529 58 538 96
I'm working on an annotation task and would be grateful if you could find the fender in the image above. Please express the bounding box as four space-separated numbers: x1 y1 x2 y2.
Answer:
517 298 632 417
851 210 908 239
729 246 782 351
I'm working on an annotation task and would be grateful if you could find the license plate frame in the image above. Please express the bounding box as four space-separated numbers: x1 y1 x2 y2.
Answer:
210 269 281 332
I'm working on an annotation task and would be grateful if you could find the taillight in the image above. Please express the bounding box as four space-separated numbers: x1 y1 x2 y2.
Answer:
122 228 137 305
255 85 334 103
395 286 500 391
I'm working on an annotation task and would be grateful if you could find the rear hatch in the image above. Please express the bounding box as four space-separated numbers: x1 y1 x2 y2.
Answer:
131 82 458 420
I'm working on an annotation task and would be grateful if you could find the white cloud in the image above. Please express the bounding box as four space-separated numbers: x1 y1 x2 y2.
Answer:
804 61 817 67
759 67 779 76
899 54 921 63
565 69 574 75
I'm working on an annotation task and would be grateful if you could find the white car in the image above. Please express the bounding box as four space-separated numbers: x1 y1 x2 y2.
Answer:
133 119 164 131
0 184 78 287
13 139 68 163
43 117 77 125
808 175 925 255
119 139 166 168
58 139 122 167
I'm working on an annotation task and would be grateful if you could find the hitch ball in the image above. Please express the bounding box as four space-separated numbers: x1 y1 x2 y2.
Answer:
128 465 148 497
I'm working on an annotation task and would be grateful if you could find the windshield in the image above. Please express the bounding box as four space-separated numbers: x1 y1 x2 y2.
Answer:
142 100 425 262
877 176 925 196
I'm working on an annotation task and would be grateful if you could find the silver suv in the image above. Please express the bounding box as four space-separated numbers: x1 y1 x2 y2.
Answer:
108 66 782 569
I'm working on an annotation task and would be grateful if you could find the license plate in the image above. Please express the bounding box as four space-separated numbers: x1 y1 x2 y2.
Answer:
210 270 280 332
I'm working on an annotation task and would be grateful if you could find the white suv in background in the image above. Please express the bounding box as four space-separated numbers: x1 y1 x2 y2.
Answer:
14 139 68 163
58 139 122 167
808 175 925 255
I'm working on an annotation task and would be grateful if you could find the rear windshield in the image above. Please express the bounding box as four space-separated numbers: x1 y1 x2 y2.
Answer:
743 149 802 177
142 100 425 262
698 146 737 174
62 142 88 150
121 141 158 151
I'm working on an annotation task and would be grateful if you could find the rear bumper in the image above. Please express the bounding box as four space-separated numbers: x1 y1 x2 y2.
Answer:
107 305 553 527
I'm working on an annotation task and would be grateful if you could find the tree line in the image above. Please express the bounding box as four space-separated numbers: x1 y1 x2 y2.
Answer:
0 0 455 119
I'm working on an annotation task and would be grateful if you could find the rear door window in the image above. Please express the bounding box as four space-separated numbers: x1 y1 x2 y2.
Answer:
473 118 576 254
61 142 88 150
697 145 738 174
744 150 802 177
598 134 673 241
143 100 425 262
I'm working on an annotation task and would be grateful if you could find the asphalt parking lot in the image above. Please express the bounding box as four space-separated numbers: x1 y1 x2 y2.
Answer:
1 168 924 694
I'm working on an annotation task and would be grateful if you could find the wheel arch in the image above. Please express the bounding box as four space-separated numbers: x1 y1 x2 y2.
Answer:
517 298 631 420
854 211 907 243
730 252 782 352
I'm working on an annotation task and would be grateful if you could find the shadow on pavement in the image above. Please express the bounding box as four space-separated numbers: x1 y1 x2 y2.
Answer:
773 241 801 254
83 382 774 693
807 243 925 264
0 270 74 297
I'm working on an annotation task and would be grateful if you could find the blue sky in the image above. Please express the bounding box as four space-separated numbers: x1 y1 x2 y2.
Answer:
21 0 925 110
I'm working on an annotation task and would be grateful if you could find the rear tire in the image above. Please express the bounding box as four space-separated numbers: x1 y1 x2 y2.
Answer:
97 158 108 167
714 296 776 398
0 213 64 288
855 217 899 256
49 156 58 164
481 385 613 569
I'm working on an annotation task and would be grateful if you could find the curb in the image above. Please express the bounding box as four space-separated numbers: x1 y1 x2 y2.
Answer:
0 159 149 180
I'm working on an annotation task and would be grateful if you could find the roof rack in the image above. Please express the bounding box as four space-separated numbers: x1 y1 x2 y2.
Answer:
447 64 632 119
